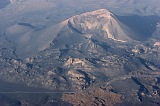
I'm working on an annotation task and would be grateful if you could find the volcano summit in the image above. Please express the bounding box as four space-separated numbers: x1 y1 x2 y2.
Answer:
0 1 160 105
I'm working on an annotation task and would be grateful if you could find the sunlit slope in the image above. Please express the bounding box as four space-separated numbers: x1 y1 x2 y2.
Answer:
5 9 159 58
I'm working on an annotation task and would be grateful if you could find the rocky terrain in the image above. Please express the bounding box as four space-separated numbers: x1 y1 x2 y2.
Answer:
0 0 160 106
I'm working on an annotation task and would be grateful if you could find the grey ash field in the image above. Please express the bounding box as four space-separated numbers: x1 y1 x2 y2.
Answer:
0 0 160 106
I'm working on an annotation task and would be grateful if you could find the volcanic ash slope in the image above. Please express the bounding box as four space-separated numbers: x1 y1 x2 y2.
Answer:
5 9 136 58
51 9 138 52
67 9 135 42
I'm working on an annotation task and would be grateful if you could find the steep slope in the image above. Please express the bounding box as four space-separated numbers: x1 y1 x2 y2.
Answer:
5 9 135 58
68 9 133 42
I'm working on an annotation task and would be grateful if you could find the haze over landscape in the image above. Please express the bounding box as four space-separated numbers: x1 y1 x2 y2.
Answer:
0 0 160 106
